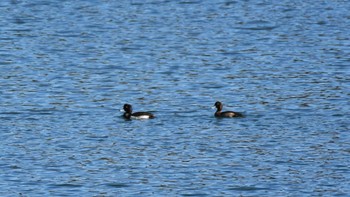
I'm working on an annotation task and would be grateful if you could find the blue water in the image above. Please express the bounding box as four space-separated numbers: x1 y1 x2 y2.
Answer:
1 0 349 196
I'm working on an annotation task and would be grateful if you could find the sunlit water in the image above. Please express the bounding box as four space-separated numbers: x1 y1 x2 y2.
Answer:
1 0 349 196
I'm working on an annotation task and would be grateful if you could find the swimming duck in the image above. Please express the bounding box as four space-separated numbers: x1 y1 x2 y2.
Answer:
123 104 155 119
214 101 243 118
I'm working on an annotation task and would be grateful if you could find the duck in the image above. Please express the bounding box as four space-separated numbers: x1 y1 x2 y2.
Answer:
214 101 243 118
123 104 155 120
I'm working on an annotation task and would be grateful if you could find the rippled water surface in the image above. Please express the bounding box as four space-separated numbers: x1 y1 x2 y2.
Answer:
1 0 350 196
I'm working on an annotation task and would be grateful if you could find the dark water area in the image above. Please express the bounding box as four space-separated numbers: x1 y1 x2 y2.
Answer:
1 0 349 196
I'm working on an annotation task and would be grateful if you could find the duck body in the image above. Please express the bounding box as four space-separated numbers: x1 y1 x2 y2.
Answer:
123 104 155 120
214 101 243 118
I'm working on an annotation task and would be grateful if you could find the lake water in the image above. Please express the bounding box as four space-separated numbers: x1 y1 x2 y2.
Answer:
1 0 349 196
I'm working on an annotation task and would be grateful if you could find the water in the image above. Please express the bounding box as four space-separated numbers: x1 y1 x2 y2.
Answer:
1 0 349 196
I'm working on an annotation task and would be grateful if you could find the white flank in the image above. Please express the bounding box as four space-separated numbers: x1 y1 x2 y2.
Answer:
132 115 150 120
